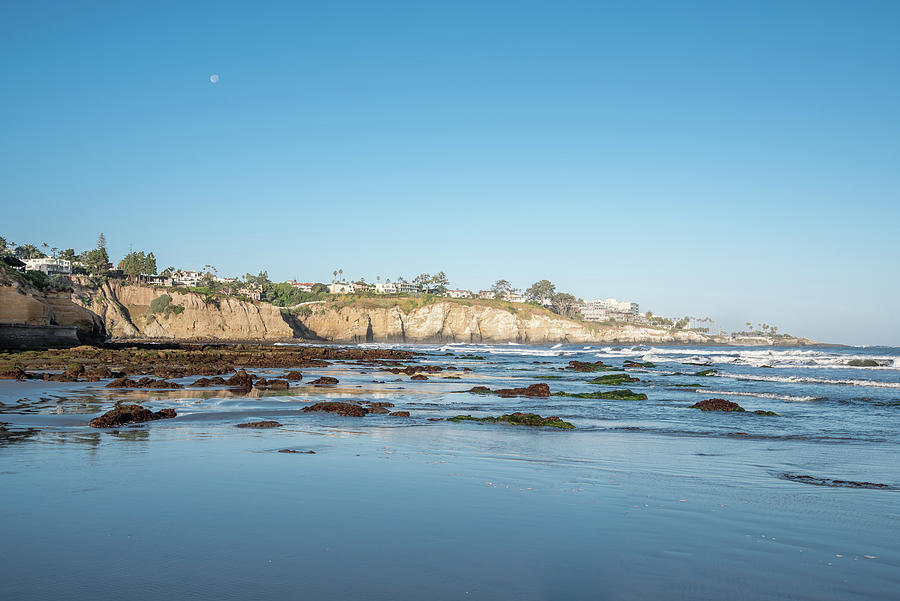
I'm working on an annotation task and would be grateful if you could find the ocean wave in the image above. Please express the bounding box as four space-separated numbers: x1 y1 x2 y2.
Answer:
591 347 900 370
701 389 823 402
723 373 900 389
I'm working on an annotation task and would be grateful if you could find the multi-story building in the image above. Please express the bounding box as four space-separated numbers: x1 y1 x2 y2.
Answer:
146 275 173 287
478 290 493 299
395 282 419 295
375 282 398 294
171 270 201 287
239 284 263 301
447 289 472 299
329 282 355 294
579 298 640 322
288 281 316 292
23 258 72 276
503 292 525 303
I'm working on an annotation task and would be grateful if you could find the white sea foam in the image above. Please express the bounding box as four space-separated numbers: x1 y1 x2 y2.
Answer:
701 390 823 402
591 346 899 370
723 373 900 389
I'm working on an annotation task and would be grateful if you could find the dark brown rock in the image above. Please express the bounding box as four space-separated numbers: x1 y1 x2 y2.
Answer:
389 411 410 417
89 404 177 428
309 376 339 386
410 374 428 380
284 371 303 381
226 369 254 389
0 367 27 380
302 402 368 417
235 420 282 428
691 398 745 412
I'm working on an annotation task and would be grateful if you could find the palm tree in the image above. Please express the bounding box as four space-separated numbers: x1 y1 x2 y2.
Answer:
338 268 343 282
332 270 337 283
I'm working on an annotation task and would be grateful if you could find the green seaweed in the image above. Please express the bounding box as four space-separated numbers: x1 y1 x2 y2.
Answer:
754 410 779 416
589 374 639 386
623 360 656 368
553 389 648 401
694 369 719 377
448 413 574 429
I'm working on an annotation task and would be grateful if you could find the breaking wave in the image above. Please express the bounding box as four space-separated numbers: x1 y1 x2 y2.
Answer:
701 389 824 402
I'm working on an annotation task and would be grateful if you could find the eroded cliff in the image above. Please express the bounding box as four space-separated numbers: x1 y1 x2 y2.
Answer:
295 301 711 344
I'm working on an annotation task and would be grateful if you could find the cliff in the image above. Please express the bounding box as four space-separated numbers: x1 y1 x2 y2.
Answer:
294 299 712 344
66 277 296 341
0 268 104 345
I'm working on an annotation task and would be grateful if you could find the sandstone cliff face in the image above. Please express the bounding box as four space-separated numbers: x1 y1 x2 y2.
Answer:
296 302 711 344
0 270 104 343
68 278 296 341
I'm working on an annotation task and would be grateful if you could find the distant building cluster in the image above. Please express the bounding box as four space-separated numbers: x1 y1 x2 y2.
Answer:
579 298 641 323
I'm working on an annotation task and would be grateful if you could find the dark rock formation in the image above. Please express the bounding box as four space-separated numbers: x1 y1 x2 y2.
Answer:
191 376 226 387
449 412 574 429
89 404 177 428
302 402 367 417
691 398 745 412
226 369 254 389
235 420 282 428
565 360 615 372
284 371 303 380
410 374 428 380
309 376 339 386
467 383 550 398
389 411 410 417
105 377 183 389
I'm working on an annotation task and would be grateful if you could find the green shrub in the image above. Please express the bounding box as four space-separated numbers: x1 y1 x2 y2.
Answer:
171 304 184 315
24 270 50 289
148 294 172 314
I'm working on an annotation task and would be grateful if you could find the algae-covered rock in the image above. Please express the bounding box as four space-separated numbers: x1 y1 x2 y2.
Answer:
589 374 639 386
565 360 616 372
236 420 282 428
623 360 655 368
553 389 648 401
449 412 574 429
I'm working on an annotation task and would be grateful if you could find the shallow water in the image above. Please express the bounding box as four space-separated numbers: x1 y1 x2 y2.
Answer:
1 344 898 600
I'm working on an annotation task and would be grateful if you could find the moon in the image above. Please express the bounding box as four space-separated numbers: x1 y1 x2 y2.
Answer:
209 74 219 84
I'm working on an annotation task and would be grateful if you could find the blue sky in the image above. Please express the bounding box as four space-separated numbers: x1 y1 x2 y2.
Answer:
2 1 898 345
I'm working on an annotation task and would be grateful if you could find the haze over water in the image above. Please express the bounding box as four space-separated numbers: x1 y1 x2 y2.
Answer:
2 343 898 600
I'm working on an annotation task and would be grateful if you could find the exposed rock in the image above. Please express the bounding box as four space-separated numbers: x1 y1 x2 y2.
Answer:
368 406 390 414
0 367 28 380
309 376 339 386
389 411 410 417
191 376 226 387
623 360 655 368
566 360 616 372
302 402 368 417
410 374 428 380
284 371 303 380
466 383 550 397
235 420 282 428
279 449 315 454
89 404 177 428
449 412 574 429
105 377 183 389
226 369 254 389
553 389 648 400
691 398 745 412
589 374 640 385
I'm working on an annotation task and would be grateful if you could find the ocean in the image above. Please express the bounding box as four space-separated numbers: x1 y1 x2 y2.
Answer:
1 343 898 600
